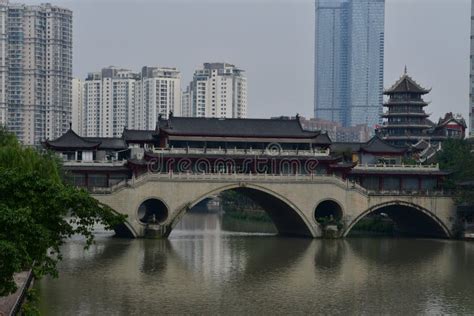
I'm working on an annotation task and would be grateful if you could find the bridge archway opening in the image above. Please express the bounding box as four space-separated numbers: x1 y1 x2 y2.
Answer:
175 186 314 238
138 198 169 224
314 200 343 223
346 203 450 238
114 222 136 238
223 187 313 237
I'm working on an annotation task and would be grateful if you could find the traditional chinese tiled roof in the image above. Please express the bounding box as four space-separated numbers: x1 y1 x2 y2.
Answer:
349 168 450 176
361 136 408 154
64 165 130 172
44 128 128 150
44 129 100 150
330 142 362 153
384 71 430 95
331 136 407 154
158 116 323 140
313 133 332 145
435 112 467 129
411 139 431 151
84 137 127 150
122 129 158 142
329 162 357 169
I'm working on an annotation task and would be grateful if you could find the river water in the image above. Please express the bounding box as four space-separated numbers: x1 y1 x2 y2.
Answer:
37 213 474 315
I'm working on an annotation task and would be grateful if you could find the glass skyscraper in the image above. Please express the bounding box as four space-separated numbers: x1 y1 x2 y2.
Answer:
314 0 385 129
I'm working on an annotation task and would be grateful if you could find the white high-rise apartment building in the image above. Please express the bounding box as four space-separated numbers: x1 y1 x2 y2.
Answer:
83 67 138 138
0 1 7 128
71 78 84 135
0 0 72 145
181 86 192 117
79 66 181 137
470 0 474 135
185 63 247 118
136 66 181 129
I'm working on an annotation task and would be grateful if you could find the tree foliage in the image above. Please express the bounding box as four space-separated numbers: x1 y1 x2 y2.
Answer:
220 190 260 210
0 127 125 296
436 138 474 205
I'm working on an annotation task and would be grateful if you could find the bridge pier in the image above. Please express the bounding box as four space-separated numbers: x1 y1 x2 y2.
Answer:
144 223 172 239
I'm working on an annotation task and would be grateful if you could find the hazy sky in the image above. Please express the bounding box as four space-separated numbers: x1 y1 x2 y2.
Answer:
22 0 471 123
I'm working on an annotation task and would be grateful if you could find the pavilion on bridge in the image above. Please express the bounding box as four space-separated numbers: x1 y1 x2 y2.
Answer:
43 115 449 193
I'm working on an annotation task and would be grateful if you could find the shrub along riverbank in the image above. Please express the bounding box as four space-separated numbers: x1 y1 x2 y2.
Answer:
349 215 395 235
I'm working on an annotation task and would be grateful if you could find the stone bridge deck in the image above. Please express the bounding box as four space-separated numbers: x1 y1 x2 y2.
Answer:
91 172 458 239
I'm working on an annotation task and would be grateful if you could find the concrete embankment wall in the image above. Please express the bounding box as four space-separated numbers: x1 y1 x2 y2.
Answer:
0 270 34 316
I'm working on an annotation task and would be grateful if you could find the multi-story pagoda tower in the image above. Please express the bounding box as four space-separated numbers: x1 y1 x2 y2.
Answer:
380 69 432 146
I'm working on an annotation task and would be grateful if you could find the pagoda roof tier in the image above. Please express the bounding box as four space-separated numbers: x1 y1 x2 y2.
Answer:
381 135 431 141
158 116 325 141
384 100 429 106
380 123 433 129
384 71 430 95
381 112 429 118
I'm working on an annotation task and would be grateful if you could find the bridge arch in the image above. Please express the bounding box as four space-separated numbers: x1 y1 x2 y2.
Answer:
343 200 451 238
137 197 169 224
169 183 316 238
313 199 344 223
106 206 139 238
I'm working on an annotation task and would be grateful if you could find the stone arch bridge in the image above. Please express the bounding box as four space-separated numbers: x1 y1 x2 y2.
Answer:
91 172 458 239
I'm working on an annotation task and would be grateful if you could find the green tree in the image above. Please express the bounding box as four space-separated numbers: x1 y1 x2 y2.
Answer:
437 139 474 205
0 127 125 296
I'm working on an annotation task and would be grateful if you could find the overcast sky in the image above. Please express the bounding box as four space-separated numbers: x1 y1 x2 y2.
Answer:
22 0 471 123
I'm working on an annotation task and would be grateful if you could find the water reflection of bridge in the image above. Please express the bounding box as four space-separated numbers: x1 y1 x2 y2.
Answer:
38 221 474 314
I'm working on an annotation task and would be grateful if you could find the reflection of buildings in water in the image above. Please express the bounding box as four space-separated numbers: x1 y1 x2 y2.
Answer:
170 214 248 281
58 234 132 272
140 240 173 275
221 215 277 234
313 240 347 272
307 239 461 315
173 212 221 233
189 197 222 213
40 229 474 315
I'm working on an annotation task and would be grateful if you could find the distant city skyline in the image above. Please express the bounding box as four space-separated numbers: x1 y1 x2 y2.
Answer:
17 0 471 132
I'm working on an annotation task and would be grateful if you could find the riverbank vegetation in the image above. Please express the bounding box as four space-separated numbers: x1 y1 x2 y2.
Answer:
437 139 474 206
0 127 125 297
349 215 395 235
220 191 272 222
